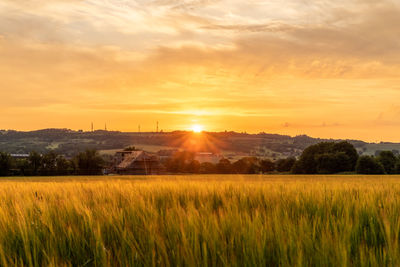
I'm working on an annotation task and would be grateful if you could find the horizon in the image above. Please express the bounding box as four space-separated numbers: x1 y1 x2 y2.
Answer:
0 126 393 144
1 1 400 142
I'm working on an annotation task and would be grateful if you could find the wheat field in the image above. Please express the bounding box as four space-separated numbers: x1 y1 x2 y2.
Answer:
0 175 399 266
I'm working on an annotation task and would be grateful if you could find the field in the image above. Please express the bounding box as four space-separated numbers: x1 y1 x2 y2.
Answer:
0 175 399 266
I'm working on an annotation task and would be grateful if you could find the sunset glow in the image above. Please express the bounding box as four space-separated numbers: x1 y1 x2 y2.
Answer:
192 125 203 133
1 0 400 141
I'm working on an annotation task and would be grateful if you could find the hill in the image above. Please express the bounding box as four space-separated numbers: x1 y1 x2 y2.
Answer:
0 129 397 159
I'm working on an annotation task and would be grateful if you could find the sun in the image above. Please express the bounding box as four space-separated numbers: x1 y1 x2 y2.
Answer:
191 124 203 133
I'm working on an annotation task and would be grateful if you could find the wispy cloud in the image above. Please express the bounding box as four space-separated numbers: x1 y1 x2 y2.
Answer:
0 0 400 140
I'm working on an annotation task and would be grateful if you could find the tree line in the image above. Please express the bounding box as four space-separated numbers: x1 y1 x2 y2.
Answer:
165 142 400 175
0 149 104 176
164 151 296 174
0 141 398 176
291 141 400 174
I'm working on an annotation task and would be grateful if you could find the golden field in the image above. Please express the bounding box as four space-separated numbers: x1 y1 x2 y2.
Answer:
0 175 399 266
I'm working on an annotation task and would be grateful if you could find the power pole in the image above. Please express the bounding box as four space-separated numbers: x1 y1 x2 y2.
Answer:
138 125 141 133
156 121 159 133
105 123 107 131
91 122 93 132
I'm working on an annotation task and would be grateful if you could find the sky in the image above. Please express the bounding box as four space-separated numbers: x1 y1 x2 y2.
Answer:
1 0 400 142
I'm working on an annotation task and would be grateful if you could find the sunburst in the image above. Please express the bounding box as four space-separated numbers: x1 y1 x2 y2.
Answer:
191 124 203 133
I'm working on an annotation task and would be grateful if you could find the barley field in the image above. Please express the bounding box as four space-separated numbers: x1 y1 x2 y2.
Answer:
0 175 399 266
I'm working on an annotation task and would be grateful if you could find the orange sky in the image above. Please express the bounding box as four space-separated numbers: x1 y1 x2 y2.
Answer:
1 0 400 142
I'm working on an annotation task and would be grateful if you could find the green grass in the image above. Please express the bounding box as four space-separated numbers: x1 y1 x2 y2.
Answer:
0 175 399 266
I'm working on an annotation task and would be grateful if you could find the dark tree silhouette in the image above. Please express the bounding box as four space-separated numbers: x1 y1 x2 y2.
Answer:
40 151 58 176
74 149 104 175
165 151 195 173
232 157 260 174
293 141 358 174
216 159 232 174
0 152 13 176
28 151 42 176
260 159 275 173
199 162 216 174
377 151 397 174
184 160 201 173
276 157 296 172
355 156 385 174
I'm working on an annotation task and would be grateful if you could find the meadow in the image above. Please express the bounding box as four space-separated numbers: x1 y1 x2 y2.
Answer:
0 175 399 266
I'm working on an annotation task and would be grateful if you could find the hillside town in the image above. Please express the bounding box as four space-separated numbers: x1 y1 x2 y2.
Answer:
112 149 224 175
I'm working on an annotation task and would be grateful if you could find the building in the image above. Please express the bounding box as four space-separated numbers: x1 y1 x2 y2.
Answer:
10 154 30 159
194 152 223 164
113 150 164 175
157 149 179 162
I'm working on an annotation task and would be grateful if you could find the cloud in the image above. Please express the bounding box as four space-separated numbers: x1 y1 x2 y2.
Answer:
151 0 221 10
1 0 400 140
2 0 82 6
201 22 300 33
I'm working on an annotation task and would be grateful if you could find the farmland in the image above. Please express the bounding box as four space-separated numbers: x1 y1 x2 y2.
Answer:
0 175 399 266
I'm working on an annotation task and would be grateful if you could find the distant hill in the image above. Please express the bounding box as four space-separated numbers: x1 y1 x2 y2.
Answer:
0 128 398 159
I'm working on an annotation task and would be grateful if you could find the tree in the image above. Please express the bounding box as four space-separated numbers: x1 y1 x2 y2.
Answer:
56 155 73 175
216 159 232 174
292 141 358 174
40 151 58 176
184 160 200 173
332 142 359 170
0 152 13 176
74 149 104 175
15 158 30 176
292 142 331 174
316 152 351 174
291 160 304 174
355 156 385 174
165 151 195 173
28 151 42 176
276 157 296 172
199 162 216 174
377 151 397 174
232 157 260 174
260 159 275 173
395 160 400 174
